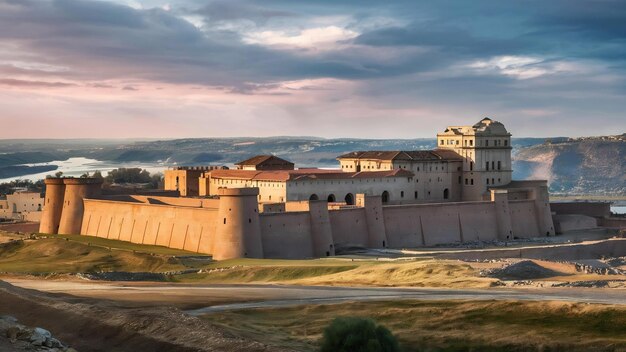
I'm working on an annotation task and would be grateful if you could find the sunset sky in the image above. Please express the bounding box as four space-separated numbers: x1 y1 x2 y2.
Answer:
0 0 624 138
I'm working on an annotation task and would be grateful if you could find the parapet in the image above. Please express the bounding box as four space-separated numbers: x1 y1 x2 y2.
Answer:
170 166 227 171
217 187 259 197
62 177 104 186
44 177 66 186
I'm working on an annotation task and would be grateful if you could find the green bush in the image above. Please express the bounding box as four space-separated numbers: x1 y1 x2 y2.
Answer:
320 317 401 352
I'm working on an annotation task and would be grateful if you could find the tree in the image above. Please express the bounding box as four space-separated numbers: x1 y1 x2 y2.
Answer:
104 168 153 185
92 170 104 180
54 171 64 178
319 317 401 352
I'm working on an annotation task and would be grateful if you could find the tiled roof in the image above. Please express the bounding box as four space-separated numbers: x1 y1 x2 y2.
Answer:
337 150 462 162
234 155 294 166
207 168 414 182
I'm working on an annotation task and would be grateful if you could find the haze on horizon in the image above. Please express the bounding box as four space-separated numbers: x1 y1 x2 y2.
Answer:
0 0 624 139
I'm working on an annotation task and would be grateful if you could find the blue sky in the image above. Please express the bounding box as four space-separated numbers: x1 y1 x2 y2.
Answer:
0 0 624 138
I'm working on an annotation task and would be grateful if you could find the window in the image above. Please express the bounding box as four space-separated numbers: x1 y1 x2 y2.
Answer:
465 178 468 185
401 191 404 198
458 176 462 184
498 161 501 170
485 140 489 147
492 161 495 170
492 178 495 184
471 179 474 185
486 178 490 184
414 191 418 199
470 140 473 146
470 162 474 171
504 140 508 146
440 140 444 145
485 161 489 171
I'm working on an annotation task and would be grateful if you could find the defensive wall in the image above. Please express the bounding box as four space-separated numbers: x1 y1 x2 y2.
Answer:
550 201 626 231
39 178 556 260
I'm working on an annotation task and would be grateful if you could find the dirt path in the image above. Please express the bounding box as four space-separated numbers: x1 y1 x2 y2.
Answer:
6 277 626 312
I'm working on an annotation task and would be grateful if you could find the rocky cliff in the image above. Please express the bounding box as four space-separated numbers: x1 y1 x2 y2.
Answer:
513 134 625 195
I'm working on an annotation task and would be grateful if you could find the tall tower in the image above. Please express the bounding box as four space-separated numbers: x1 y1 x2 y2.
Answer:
57 178 103 235
39 178 66 234
212 188 264 260
437 117 512 201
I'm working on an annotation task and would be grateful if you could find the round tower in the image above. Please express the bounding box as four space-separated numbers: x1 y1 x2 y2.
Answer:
212 188 264 260
39 178 66 234
57 178 103 235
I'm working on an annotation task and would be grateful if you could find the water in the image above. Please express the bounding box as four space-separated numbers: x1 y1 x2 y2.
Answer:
0 157 167 183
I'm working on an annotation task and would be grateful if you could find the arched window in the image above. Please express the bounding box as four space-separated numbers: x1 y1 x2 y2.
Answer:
327 194 336 202
443 188 449 199
309 194 319 201
344 193 354 205
381 191 390 204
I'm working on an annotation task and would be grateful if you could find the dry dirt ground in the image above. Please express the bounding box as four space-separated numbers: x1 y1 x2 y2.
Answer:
0 280 290 352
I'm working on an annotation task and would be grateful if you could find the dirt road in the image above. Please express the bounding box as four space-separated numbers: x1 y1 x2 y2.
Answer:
5 278 626 314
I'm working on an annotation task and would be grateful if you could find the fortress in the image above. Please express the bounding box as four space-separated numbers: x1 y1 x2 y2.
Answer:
39 118 555 260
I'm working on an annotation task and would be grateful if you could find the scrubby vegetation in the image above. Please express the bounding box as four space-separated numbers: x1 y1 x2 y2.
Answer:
206 300 626 352
320 317 400 352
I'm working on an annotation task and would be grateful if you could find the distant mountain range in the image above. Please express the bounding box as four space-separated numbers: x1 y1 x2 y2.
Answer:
0 135 624 195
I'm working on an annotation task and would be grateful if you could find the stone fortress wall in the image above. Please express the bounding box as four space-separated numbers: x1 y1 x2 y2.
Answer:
38 118 568 260
40 177 554 260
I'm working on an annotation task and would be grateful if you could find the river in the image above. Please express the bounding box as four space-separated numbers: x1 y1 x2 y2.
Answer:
0 157 168 183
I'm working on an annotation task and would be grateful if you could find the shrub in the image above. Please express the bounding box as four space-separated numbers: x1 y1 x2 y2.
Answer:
320 317 401 352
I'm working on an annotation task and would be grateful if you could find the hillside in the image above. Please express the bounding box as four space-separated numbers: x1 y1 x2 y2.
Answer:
513 134 626 195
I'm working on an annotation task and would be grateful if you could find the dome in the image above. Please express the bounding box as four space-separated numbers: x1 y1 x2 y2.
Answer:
473 117 509 135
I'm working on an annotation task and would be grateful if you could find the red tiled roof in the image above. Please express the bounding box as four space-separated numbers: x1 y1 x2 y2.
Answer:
207 168 414 182
337 150 462 162
234 155 294 166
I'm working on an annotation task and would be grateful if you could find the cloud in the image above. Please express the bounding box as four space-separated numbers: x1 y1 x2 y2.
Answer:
0 0 623 138
0 78 76 88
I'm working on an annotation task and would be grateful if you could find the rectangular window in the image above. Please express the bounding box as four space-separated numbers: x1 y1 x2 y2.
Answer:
458 176 461 184
440 140 444 145
486 178 489 184
498 161 501 170
485 140 489 147
492 161 495 170
471 179 474 185
470 140 473 146
485 161 489 171
470 162 474 171
504 140 508 146
465 178 468 185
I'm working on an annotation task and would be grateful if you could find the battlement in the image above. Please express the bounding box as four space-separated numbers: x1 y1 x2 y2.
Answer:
169 166 227 171
217 187 260 197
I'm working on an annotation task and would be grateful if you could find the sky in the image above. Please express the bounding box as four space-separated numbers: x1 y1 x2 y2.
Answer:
0 0 624 139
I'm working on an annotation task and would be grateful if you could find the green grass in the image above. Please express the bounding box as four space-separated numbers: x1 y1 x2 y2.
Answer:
43 233 198 256
0 238 194 273
204 300 626 352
